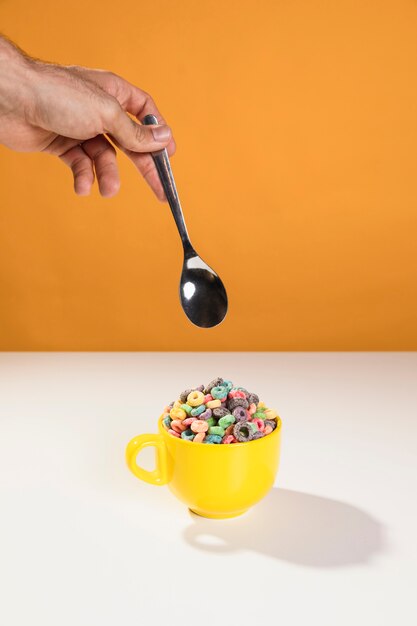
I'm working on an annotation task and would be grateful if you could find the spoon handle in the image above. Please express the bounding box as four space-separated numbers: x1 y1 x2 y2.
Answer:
142 114 192 251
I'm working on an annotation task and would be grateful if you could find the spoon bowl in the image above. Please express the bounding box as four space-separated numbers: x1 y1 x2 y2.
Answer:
181 249 228 328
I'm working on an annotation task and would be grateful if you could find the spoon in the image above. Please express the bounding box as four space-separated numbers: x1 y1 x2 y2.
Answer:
142 114 228 328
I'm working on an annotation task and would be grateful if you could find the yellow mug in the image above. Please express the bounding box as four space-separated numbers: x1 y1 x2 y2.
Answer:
126 416 282 519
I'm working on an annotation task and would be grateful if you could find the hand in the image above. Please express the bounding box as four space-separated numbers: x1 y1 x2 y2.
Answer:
0 36 175 199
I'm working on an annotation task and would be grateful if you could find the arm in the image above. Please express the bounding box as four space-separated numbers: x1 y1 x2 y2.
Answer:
0 35 175 199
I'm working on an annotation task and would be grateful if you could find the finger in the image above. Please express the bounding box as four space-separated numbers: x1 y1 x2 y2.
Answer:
102 98 172 153
81 135 120 198
125 152 166 201
59 145 94 196
76 69 176 156
107 136 166 201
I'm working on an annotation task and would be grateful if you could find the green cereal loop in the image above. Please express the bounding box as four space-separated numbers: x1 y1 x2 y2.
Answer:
253 412 266 419
181 403 192 415
206 417 217 428
218 415 235 429
248 422 258 433
208 426 225 437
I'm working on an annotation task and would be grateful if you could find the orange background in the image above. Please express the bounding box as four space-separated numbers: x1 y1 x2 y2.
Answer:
0 0 416 350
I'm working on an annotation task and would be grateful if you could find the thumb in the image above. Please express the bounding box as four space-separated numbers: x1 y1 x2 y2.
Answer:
103 99 172 152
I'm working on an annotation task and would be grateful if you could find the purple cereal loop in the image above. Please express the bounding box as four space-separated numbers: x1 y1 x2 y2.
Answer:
213 407 231 418
233 421 253 442
232 407 248 421
227 397 249 411
204 377 224 394
264 419 277 431
179 388 194 403
200 408 213 420
247 393 260 405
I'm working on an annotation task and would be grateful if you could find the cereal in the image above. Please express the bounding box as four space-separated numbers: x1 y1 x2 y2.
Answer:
191 420 209 433
171 419 187 433
218 414 236 429
208 426 225 437
163 416 172 430
247 393 260 405
233 421 253 442
227 397 249 411
229 390 246 399
191 404 206 417
252 431 264 440
183 417 197 427
213 407 231 418
161 378 280 445
180 389 194 403
222 435 237 444
253 419 265 432
206 399 222 409
204 378 224 394
211 385 228 400
204 434 223 444
181 429 195 441
232 407 249 421
170 407 187 421
224 424 235 436
187 391 205 407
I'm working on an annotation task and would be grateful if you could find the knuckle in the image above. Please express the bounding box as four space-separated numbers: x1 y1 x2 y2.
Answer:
103 97 121 122
134 123 146 144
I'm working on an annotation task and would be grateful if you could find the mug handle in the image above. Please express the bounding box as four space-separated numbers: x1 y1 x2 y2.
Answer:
126 434 168 486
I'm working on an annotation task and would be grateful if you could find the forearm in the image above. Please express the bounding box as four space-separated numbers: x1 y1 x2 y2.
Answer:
0 35 34 122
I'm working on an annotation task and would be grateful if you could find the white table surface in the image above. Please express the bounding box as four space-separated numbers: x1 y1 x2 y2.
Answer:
0 352 416 626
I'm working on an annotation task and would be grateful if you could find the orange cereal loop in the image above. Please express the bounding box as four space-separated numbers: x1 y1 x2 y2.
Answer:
224 424 235 436
193 432 206 443
170 407 187 421
264 424 273 435
187 391 205 407
171 419 187 433
191 420 209 433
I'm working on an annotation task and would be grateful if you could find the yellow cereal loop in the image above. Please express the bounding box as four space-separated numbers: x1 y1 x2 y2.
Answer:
187 391 205 407
206 399 221 409
170 407 187 420
257 401 266 408
173 400 182 408
264 408 278 420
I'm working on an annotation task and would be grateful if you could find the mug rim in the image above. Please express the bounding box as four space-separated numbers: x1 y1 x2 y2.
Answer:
158 414 281 447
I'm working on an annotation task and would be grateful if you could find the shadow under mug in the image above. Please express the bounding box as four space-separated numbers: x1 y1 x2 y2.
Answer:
126 416 282 518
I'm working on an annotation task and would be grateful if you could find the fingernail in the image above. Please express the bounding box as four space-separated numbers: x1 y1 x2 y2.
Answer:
151 125 172 142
